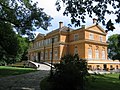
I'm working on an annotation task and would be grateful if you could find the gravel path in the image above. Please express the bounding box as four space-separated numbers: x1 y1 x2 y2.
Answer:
0 70 49 90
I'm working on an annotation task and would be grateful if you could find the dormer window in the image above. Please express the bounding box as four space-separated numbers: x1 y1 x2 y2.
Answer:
89 33 94 40
74 34 79 41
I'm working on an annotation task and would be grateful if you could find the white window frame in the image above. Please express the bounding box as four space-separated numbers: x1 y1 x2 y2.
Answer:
89 33 94 40
95 49 99 59
88 48 92 59
102 50 105 60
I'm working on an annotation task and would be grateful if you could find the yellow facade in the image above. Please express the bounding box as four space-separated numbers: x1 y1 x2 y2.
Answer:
28 22 120 70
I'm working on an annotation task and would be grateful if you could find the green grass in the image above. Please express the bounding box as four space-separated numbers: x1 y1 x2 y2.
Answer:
0 66 37 77
86 74 120 90
40 74 120 90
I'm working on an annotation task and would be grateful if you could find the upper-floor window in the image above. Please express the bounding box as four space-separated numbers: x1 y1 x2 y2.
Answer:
74 34 79 41
100 36 103 42
89 33 94 40
54 36 58 42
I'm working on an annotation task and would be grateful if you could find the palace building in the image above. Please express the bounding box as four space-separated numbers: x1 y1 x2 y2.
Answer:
28 20 120 70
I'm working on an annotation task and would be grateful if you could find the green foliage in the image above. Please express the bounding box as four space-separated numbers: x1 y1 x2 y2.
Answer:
0 22 29 64
0 0 52 39
0 22 19 65
0 0 52 64
56 0 119 30
50 54 88 90
107 34 120 60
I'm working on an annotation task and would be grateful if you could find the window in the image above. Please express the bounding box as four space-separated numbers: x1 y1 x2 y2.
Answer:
100 36 103 42
49 50 52 60
74 34 79 41
45 51 48 59
102 50 105 59
54 50 58 59
88 48 92 59
41 51 43 60
41 40 43 46
95 49 99 59
39 41 41 47
74 46 78 55
35 53 38 61
54 36 58 42
89 33 94 40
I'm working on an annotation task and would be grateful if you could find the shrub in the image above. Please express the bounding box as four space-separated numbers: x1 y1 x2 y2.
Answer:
50 54 88 90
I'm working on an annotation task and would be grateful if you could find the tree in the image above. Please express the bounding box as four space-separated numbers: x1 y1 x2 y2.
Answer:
0 0 52 38
15 35 29 62
55 0 119 31
0 0 52 65
0 21 19 65
0 21 29 65
107 34 120 60
50 54 88 90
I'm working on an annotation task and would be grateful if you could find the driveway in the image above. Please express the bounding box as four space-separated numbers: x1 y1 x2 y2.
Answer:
0 70 49 90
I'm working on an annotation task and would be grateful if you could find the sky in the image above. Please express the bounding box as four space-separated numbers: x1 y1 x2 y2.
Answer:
34 0 120 39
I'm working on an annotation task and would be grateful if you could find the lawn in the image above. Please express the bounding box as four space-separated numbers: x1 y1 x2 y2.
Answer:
40 73 120 90
86 73 120 90
0 66 37 77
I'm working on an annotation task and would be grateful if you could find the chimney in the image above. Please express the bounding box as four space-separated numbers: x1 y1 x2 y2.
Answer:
81 25 85 29
93 18 98 24
59 21 63 28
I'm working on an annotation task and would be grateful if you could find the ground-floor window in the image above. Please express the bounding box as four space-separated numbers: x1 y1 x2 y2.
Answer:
49 50 52 60
74 46 78 55
45 51 48 59
116 65 118 69
110 65 113 70
54 50 58 59
88 48 92 59
88 65 92 70
41 51 43 60
97 65 100 70
95 49 99 59
102 50 105 59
